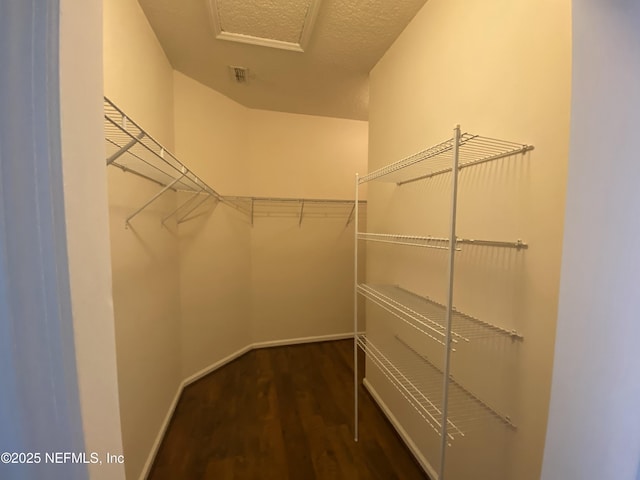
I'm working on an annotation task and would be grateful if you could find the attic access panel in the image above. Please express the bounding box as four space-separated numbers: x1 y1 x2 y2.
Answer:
207 0 322 52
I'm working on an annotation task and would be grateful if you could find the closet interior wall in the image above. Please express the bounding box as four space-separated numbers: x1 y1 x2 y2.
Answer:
366 0 571 479
104 1 181 479
245 108 368 344
104 1 367 479
172 72 252 381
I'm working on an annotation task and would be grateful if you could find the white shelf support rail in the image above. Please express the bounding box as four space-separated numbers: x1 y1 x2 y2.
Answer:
353 174 360 442
439 124 461 479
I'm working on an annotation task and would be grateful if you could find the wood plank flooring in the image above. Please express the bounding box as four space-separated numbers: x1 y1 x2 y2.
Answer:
148 339 430 480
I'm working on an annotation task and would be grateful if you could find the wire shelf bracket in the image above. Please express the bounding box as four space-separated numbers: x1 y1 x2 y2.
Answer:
104 97 220 226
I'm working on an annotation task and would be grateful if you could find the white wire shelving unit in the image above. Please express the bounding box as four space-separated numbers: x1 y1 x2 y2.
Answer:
353 125 532 480
104 97 364 227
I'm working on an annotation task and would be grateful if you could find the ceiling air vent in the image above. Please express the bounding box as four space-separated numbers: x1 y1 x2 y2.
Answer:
229 65 249 84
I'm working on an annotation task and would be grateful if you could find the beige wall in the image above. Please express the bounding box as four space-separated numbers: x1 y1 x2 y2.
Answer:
103 0 175 149
366 0 571 478
103 0 181 479
245 109 367 343
59 0 126 479
173 71 367 359
245 109 368 198
173 72 252 380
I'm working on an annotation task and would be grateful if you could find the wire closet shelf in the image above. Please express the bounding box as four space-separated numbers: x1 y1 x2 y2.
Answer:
357 334 516 444
359 132 533 185
104 97 220 225
357 284 522 348
104 97 363 226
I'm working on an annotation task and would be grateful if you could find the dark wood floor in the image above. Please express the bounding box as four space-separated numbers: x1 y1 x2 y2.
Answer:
148 339 429 480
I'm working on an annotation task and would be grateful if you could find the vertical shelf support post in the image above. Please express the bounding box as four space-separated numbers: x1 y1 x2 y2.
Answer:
354 176 360 441
438 125 461 479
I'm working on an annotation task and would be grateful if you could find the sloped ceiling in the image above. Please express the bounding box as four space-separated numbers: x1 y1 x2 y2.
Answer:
138 0 427 120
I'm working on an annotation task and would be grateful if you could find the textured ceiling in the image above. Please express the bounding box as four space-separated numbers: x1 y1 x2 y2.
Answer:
138 0 428 120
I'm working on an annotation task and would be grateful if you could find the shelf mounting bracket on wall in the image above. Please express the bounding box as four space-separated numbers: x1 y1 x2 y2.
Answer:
345 203 356 227
177 194 215 224
161 191 200 225
107 131 145 165
298 200 305 227
125 172 187 227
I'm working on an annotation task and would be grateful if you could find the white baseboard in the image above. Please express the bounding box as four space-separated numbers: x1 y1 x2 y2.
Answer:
252 332 353 349
182 344 253 387
138 381 183 480
363 378 438 480
139 332 355 480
